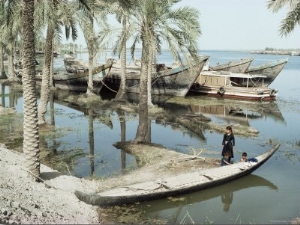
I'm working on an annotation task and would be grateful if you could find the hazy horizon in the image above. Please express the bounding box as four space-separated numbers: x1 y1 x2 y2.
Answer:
63 0 299 51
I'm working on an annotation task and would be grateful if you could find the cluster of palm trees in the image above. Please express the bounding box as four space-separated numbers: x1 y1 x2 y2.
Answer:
0 0 202 179
0 0 298 180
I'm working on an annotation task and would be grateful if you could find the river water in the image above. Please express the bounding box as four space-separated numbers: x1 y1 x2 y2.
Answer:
0 50 299 224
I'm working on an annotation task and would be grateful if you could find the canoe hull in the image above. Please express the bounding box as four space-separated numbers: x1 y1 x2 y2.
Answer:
75 144 279 206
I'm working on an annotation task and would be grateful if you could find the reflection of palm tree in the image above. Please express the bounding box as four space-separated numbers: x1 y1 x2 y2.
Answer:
221 192 233 212
88 108 95 176
118 111 127 173
1 83 5 107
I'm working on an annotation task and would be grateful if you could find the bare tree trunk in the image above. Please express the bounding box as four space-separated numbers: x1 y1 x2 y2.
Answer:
22 0 40 180
38 25 54 125
134 28 149 143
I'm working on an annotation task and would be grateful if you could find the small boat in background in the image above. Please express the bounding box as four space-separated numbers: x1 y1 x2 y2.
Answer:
190 70 278 101
209 58 253 73
245 58 289 86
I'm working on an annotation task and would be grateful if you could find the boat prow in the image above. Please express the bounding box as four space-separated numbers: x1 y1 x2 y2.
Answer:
74 144 280 207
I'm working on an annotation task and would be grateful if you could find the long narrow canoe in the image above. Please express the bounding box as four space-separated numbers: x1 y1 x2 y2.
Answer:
75 144 280 206
209 58 254 73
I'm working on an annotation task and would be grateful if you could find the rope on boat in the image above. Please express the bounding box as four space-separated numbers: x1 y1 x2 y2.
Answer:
99 66 118 93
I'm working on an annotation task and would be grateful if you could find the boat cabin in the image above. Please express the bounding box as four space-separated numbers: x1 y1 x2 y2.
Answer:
197 71 268 88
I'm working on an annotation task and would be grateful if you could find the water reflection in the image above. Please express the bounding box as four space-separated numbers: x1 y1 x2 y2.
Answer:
0 84 287 178
133 174 278 223
221 192 233 212
188 99 286 126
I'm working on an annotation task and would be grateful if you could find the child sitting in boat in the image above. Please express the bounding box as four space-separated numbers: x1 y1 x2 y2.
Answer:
221 152 231 166
240 152 258 163
240 152 248 162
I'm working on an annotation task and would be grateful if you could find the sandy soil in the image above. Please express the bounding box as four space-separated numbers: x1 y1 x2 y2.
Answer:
0 145 100 224
0 141 219 224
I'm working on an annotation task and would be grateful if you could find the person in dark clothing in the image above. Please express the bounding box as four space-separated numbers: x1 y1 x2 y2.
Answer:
221 126 235 163
221 152 230 166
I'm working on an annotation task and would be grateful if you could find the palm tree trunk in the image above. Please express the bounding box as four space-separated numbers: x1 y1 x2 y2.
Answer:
147 47 153 106
22 0 40 180
38 25 54 125
50 38 54 88
0 45 7 79
114 17 127 101
86 18 95 95
8 45 16 81
134 27 149 143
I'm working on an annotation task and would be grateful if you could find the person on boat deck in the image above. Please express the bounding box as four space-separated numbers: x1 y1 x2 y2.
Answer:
240 152 258 163
221 126 235 163
221 152 230 166
240 152 247 162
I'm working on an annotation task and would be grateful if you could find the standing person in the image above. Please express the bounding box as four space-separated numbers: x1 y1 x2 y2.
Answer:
222 126 235 163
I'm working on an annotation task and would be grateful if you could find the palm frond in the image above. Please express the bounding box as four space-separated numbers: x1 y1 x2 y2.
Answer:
279 2 300 36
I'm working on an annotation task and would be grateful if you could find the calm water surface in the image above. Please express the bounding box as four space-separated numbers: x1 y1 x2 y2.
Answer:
0 50 299 224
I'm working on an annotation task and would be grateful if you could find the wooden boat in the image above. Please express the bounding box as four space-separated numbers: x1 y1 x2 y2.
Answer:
189 70 278 101
63 54 90 73
108 58 141 71
74 144 280 206
209 58 253 73
35 61 112 92
101 56 209 97
245 58 289 86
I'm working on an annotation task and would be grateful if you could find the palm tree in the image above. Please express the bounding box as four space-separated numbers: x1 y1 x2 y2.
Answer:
22 0 40 180
37 0 91 125
109 0 135 101
268 0 300 36
0 2 8 79
133 0 201 143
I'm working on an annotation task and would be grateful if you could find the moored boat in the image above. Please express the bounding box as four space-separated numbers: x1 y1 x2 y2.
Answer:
35 61 112 92
101 56 209 97
74 144 280 206
209 58 253 73
190 70 278 101
245 58 289 86
63 54 90 73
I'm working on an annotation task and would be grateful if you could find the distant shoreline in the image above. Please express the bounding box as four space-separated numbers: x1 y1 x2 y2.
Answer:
250 50 300 56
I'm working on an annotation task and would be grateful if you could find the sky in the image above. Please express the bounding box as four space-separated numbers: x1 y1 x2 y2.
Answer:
67 0 299 51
